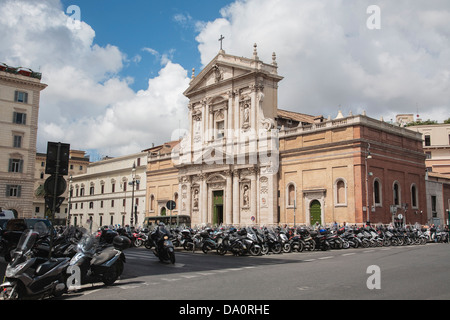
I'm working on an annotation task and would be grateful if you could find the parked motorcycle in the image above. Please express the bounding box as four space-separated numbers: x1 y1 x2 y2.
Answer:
201 228 219 254
150 223 175 264
68 230 130 288
0 222 70 300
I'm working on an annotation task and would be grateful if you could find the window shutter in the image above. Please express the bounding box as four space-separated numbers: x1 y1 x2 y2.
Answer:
19 160 24 173
6 185 10 197
17 186 22 197
8 159 12 172
24 92 28 104
14 91 19 102
22 113 27 125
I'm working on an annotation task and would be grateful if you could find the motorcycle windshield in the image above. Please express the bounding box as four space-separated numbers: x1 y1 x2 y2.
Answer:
16 229 39 253
77 232 98 254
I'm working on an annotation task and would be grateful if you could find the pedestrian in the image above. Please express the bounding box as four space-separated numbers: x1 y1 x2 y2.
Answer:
430 224 437 242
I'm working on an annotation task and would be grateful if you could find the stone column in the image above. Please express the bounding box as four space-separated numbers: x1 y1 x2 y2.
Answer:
200 174 208 225
225 171 233 225
186 176 191 216
232 169 240 225
250 168 257 223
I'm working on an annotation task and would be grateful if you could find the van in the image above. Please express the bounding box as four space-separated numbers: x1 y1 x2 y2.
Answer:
0 210 15 219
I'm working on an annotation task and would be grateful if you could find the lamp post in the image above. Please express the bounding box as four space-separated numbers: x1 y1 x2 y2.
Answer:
67 175 73 227
130 162 136 226
365 143 372 224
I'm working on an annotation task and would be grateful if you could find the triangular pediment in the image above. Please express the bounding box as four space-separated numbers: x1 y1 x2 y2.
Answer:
184 51 279 97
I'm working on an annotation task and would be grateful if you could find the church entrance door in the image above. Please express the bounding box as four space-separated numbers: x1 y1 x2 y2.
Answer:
213 190 224 225
309 200 322 226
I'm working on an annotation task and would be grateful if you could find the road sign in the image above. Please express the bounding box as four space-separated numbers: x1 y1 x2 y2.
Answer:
44 175 67 197
45 142 70 176
166 200 176 210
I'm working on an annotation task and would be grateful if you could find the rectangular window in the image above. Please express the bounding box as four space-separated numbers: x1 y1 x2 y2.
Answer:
13 112 27 125
9 159 23 173
6 185 21 197
431 196 437 217
13 135 22 148
424 135 431 146
14 91 28 103
216 121 225 139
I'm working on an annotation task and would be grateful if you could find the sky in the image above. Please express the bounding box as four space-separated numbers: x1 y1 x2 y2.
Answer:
1 0 449 160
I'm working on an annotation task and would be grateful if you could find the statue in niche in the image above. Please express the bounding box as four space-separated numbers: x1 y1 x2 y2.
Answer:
193 189 199 210
244 104 250 124
243 185 250 207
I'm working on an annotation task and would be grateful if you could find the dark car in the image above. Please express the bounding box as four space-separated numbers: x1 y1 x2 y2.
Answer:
0 218 53 261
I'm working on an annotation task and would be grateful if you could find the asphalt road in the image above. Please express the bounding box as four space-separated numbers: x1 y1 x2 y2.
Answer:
42 242 450 301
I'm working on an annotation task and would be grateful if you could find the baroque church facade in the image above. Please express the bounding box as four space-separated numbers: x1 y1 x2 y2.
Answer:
146 46 427 227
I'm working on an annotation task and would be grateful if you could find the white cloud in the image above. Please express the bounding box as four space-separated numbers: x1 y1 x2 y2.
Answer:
195 0 450 122
0 0 190 157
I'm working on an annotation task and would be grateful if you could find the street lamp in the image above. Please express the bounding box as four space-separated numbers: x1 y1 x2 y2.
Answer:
365 143 372 224
66 175 73 227
130 162 136 226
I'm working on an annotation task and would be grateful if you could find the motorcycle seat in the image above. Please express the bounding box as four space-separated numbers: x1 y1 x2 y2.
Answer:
91 248 117 266
35 258 68 276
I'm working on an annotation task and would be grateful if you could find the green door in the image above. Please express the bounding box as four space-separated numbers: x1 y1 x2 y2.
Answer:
213 190 224 225
309 200 322 226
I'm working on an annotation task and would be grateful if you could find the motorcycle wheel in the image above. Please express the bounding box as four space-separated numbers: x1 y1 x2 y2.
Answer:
361 239 370 248
271 243 282 254
144 240 153 249
296 241 305 252
0 282 22 300
134 239 143 247
102 261 122 286
217 244 227 256
261 244 269 255
306 240 316 251
342 240 350 249
202 243 211 254
183 241 193 251
282 243 292 253
168 251 176 264
249 245 262 256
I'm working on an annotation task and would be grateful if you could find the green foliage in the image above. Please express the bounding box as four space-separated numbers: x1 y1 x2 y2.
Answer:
405 119 438 127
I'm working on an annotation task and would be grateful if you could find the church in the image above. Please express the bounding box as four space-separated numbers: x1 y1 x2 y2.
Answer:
146 45 427 227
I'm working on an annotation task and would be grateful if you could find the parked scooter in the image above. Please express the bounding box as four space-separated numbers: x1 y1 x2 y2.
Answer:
0 222 70 300
150 223 175 264
67 230 130 289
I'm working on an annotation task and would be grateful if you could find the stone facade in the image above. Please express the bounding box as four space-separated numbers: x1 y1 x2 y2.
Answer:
0 65 47 218
69 152 147 228
146 46 428 227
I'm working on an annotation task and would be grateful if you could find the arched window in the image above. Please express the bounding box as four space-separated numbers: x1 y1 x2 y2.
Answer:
411 184 418 208
174 193 179 209
286 183 296 207
373 178 382 206
393 181 401 206
334 178 347 206
149 195 155 211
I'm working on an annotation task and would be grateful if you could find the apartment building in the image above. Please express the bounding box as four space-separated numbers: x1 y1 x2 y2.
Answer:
0 63 47 218
69 152 147 229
